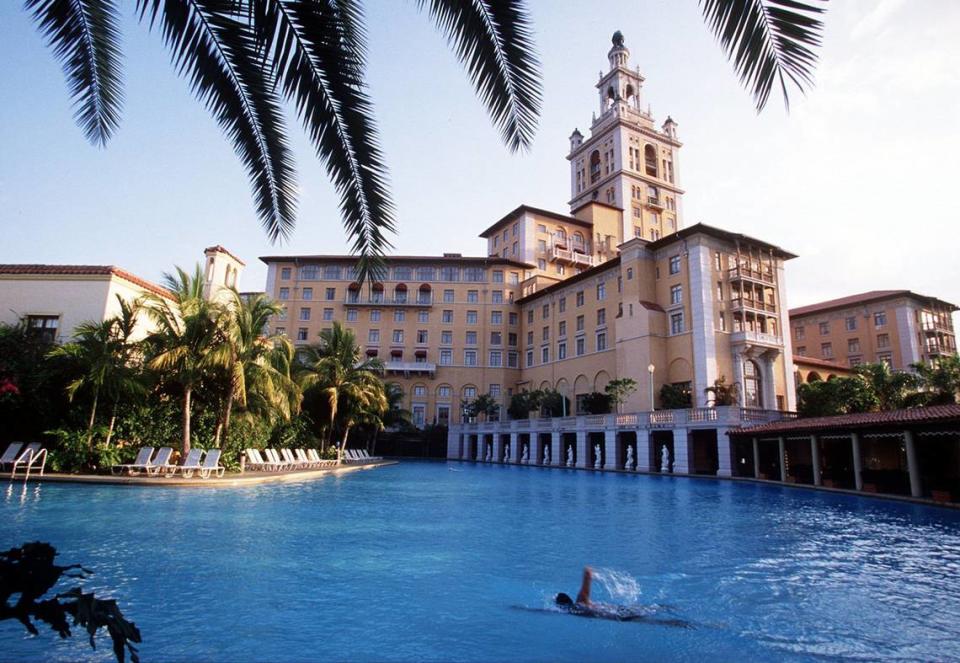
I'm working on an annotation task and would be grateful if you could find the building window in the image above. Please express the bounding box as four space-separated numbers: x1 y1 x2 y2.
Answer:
670 312 684 335
464 351 478 366
821 342 833 358
509 312 518 326
441 330 452 344
626 268 633 280
541 304 549 319
489 351 502 367
874 312 887 327
417 330 428 344
279 287 290 300
492 270 503 283
558 342 567 360
466 331 477 345
417 311 429 323
668 255 681 275
443 289 454 303
440 267 460 282
280 267 291 280
596 332 607 352
526 350 534 367
716 282 724 301
417 266 435 281
877 333 890 348
466 311 478 325
275 327 286 336
297 328 308 341
596 282 606 300
845 316 857 331
467 290 479 303
508 332 518 346
369 309 381 322
576 291 584 307
278 308 288 321
558 321 567 337
394 310 405 322
542 326 550 342
576 337 585 356
670 284 682 305
795 326 805 340
345 309 358 322
25 315 59 343
509 272 520 285
718 313 726 332
492 290 503 304
527 331 534 345
491 311 503 325
392 330 404 344
490 331 502 346
541 346 549 363
325 287 335 301
558 297 566 313
322 308 334 321
597 308 606 326
442 310 453 324
299 265 319 280
508 351 518 368
299 287 312 301
848 338 860 354
796 346 806 356
878 352 892 366
440 350 452 365
819 322 830 335
743 360 762 407
538 259 547 271
576 315 585 332
513 241 519 256
368 329 380 343
527 309 534 324
299 307 311 321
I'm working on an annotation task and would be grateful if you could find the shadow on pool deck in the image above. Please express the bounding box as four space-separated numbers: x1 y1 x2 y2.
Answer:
0 460 397 488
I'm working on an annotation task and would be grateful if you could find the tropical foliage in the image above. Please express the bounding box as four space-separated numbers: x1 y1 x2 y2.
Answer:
705 376 739 406
23 0 827 277
462 393 499 422
605 378 638 413
660 382 693 409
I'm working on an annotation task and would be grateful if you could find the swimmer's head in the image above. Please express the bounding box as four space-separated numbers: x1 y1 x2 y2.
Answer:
555 592 574 607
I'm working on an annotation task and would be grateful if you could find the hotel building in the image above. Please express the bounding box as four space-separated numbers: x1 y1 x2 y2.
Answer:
790 290 958 373
260 33 801 474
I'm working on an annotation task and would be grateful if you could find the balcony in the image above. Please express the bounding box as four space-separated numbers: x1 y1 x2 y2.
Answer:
728 266 774 284
345 295 433 307
644 196 664 210
925 339 957 356
922 320 954 334
730 329 783 348
382 361 436 376
549 245 594 267
729 298 777 315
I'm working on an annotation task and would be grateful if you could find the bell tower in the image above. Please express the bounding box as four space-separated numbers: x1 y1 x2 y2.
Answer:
567 32 685 243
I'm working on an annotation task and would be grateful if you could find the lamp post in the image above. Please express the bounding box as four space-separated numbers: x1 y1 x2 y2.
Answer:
647 363 656 411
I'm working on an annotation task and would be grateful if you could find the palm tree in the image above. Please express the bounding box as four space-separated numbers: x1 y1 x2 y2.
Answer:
144 265 227 455
47 298 146 449
912 355 960 405
370 382 412 456
853 362 920 411
24 1 825 279
297 322 384 463
212 290 300 447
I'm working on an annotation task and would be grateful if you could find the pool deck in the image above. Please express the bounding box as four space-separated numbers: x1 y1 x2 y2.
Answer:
0 460 397 488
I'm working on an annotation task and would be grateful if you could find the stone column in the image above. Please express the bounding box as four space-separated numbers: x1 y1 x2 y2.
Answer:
447 429 460 459
636 429 651 472
575 430 589 468
752 437 760 478
778 436 787 481
509 432 519 464
603 430 617 470
762 352 778 410
493 434 504 464
474 435 484 462
550 431 561 467
850 432 863 491
716 427 732 477
904 430 922 498
810 434 822 486
673 428 690 474
732 350 745 406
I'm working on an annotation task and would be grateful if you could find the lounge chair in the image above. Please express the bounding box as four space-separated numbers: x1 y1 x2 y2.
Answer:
146 447 176 475
111 447 155 476
198 449 226 479
265 448 294 471
281 448 305 470
245 448 276 472
306 449 333 468
168 448 204 478
0 442 24 471
359 449 383 462
295 449 318 469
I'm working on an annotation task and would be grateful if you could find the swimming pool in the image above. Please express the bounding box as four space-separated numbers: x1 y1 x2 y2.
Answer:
3 462 960 661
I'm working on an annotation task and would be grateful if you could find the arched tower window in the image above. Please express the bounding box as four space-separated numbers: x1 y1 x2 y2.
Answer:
744 360 762 407
625 84 636 107
606 87 616 109
589 150 601 184
644 144 658 177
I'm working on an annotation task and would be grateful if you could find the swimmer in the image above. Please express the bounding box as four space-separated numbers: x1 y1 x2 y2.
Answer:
553 567 691 626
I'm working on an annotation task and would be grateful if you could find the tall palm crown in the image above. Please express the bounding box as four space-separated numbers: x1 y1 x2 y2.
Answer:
25 0 824 280
144 265 227 454
297 321 384 462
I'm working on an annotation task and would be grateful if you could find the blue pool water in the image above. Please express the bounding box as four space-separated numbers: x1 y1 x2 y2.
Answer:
3 461 960 662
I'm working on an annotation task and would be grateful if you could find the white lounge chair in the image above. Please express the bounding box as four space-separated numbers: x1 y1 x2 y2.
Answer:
295 449 317 469
359 449 382 462
307 449 333 468
0 442 24 471
281 448 304 469
111 447 155 476
146 447 176 475
198 449 226 479
168 448 204 478
245 448 276 471
265 448 294 471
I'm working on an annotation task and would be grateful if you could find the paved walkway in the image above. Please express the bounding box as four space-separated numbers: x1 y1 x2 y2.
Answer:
1 460 396 488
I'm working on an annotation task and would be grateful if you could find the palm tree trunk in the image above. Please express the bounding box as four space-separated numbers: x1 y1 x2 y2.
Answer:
221 395 234 448
369 428 378 455
86 388 100 451
338 426 350 465
182 387 192 456
105 401 118 447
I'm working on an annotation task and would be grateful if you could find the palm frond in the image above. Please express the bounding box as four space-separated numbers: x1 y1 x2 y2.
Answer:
417 0 541 151
137 0 297 240
253 0 394 279
699 0 826 111
26 0 124 146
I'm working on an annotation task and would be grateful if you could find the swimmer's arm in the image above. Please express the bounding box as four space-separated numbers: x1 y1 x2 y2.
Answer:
576 566 593 605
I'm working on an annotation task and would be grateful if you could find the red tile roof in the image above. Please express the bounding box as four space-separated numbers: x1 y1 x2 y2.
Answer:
204 245 246 266
789 290 958 317
0 264 174 300
792 355 852 372
730 404 960 436
478 204 594 238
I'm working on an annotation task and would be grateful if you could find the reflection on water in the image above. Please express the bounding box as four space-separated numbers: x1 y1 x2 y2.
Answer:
5 482 41 505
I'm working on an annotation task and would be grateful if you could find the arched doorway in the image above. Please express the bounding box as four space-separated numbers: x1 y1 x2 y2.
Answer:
744 360 762 407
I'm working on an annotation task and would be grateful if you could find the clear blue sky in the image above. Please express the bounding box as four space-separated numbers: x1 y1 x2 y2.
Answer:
1 1 958 317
